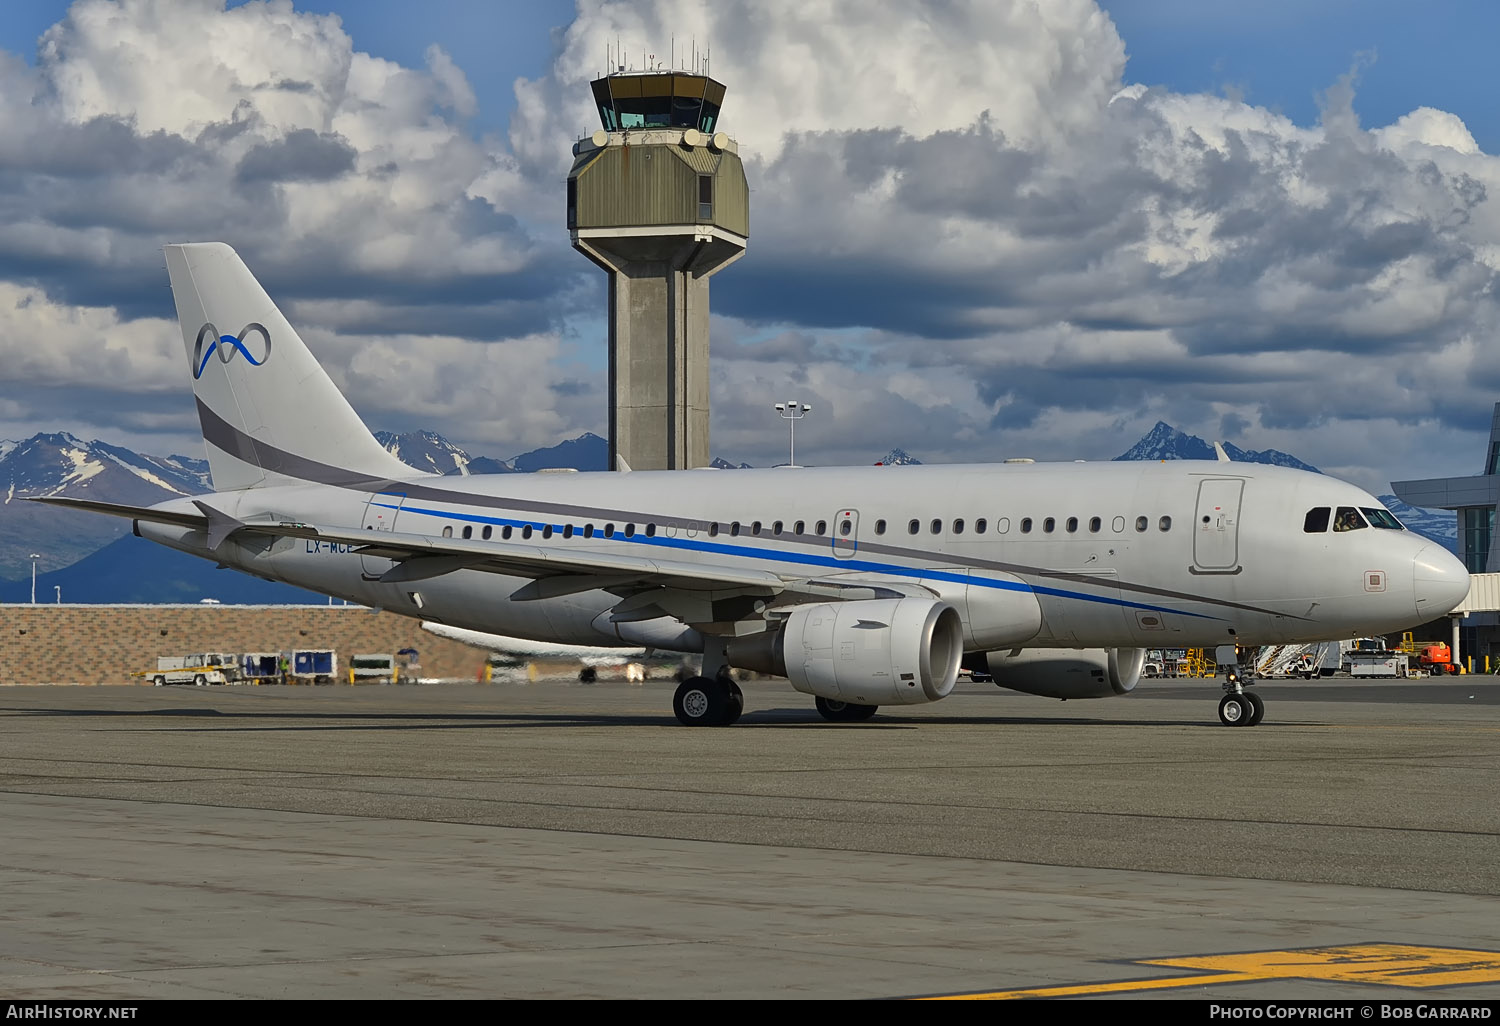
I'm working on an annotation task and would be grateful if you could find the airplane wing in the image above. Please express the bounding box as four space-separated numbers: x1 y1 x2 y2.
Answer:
30 496 924 632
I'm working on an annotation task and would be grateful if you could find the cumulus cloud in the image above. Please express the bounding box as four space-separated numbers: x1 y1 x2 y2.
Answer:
506 0 1500 489
0 0 1497 496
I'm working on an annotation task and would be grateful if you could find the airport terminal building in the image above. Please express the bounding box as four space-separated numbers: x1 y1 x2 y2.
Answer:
1393 403 1500 662
1392 403 1500 576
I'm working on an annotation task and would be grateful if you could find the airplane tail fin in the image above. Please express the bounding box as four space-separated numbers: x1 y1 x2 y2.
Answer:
164 242 417 491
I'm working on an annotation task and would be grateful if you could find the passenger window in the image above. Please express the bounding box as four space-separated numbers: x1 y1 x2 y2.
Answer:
1333 507 1367 532
1020 518 1032 534
908 519 920 535
953 519 965 534
482 525 492 540
502 525 513 540
442 526 453 538
603 524 614 538
1159 516 1172 531
974 518 986 534
773 521 783 535
1043 517 1055 533
624 524 635 538
542 525 553 539
645 523 656 537
708 523 719 537
752 521 762 535
562 525 573 539
584 524 594 538
1089 517 1101 533
874 519 886 535
997 517 1010 534
1066 517 1078 533
794 520 805 535
816 520 827 535
730 521 741 536
1135 516 1148 532
462 525 473 539
1303 507 1330 533
522 525 534 539
930 519 942 534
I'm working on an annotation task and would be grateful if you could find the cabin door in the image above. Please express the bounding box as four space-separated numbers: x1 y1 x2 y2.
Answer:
1192 479 1244 572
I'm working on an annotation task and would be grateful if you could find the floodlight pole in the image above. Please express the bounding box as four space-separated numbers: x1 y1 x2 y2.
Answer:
773 398 812 468
30 553 40 604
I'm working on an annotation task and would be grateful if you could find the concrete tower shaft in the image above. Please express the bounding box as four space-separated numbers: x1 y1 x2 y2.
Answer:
567 72 748 470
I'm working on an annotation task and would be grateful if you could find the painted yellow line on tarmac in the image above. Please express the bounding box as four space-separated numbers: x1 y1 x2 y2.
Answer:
921 972 1256 1000
921 943 1500 1000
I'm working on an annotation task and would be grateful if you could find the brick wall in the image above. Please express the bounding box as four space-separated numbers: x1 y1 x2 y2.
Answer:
0 605 490 685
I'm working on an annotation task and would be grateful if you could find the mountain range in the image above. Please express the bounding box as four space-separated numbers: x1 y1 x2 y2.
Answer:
0 422 1458 602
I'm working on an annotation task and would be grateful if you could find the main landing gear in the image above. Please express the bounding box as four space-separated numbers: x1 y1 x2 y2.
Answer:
672 676 744 727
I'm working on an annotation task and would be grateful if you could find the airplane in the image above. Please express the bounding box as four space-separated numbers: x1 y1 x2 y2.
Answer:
36 243 1471 728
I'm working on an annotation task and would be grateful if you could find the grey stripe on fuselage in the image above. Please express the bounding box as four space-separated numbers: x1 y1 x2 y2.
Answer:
197 398 1298 621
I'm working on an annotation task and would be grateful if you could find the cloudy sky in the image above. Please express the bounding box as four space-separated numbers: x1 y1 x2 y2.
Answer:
0 0 1497 495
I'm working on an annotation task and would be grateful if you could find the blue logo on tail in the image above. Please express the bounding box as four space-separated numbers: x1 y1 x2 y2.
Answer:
193 322 271 379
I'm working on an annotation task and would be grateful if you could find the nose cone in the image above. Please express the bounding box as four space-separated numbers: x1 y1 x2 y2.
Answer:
1413 544 1470 620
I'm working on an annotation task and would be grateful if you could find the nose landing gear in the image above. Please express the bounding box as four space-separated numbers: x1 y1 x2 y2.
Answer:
1218 689 1264 726
1218 659 1265 726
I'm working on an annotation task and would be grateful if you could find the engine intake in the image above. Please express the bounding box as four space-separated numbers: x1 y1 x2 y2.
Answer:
978 647 1145 700
728 598 964 706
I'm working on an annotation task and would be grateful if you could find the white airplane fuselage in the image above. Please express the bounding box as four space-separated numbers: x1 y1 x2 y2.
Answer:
134 458 1465 654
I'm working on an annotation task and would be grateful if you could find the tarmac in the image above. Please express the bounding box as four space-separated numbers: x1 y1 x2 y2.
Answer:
1 676 1498 1000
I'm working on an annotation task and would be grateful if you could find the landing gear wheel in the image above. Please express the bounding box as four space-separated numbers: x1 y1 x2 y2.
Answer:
673 677 733 726
816 696 880 722
1245 691 1265 726
1218 693 1251 726
723 680 744 726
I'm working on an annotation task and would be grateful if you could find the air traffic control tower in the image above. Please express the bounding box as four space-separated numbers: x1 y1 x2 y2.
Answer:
567 69 748 470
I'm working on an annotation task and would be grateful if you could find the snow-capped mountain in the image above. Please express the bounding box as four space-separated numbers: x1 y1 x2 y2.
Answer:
1113 421 1319 472
0 432 212 577
511 432 609 472
373 430 477 476
710 457 752 470
877 448 922 466
374 430 611 475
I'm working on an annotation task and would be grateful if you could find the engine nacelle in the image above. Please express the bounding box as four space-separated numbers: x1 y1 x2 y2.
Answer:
727 598 964 706
979 647 1145 700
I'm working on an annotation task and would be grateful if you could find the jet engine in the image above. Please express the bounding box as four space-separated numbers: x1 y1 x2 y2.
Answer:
727 598 964 706
978 647 1145 700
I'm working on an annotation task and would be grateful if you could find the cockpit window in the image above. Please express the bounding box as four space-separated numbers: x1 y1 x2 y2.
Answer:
1303 507 1330 533
1361 507 1405 530
1332 507 1368 532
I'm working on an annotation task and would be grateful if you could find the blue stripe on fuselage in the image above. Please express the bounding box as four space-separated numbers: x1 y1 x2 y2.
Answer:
371 500 1222 622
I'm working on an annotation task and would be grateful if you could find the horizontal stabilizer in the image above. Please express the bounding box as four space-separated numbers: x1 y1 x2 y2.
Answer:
27 496 207 529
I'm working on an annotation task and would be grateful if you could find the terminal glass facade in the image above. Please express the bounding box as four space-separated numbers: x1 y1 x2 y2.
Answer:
1462 506 1494 573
